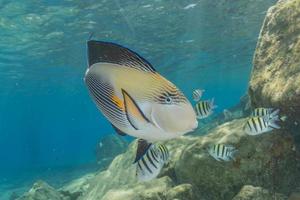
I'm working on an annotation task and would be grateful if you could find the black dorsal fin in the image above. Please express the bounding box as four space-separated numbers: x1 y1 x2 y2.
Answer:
87 40 156 72
111 124 127 136
134 139 152 163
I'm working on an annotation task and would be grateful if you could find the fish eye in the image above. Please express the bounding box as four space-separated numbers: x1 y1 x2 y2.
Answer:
165 96 172 104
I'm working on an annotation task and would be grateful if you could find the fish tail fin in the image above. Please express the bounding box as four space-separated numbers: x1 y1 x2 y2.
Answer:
210 98 217 109
268 117 281 129
230 149 238 161
270 108 280 119
280 115 288 122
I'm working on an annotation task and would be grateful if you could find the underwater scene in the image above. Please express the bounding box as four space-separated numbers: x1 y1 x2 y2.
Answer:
0 0 300 199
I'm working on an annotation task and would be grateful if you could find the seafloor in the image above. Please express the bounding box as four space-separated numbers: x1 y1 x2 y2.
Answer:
8 0 300 199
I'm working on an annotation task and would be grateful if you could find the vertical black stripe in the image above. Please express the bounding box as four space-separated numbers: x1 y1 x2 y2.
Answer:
262 117 267 128
257 117 263 131
141 158 152 173
150 149 159 163
146 151 157 169
251 118 258 132
247 120 252 131
221 145 225 157
197 103 203 116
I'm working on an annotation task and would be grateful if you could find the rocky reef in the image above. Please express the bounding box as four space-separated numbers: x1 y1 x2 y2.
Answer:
249 0 300 133
17 118 300 200
16 0 300 199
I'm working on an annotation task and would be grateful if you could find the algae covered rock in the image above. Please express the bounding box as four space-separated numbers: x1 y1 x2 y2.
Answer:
232 185 287 200
59 173 94 200
248 0 300 129
175 119 299 200
101 176 173 200
166 184 201 200
17 180 62 200
101 178 201 200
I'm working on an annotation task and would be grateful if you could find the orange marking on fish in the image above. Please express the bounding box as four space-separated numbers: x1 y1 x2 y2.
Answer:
112 95 124 111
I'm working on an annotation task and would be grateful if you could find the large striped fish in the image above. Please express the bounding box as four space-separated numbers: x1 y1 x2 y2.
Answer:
136 142 169 182
84 40 198 164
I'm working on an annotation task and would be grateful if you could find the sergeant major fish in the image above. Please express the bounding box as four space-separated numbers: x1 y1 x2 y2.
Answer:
252 107 287 121
194 99 216 119
84 40 198 168
207 144 238 161
244 115 280 135
136 141 169 182
252 108 279 119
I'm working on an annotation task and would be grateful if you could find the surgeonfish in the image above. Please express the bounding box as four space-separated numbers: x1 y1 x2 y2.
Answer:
207 144 238 162
84 40 198 143
192 89 205 102
194 99 216 119
135 140 169 182
244 115 280 135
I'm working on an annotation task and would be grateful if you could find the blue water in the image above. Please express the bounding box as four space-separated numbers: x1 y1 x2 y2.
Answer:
0 0 276 193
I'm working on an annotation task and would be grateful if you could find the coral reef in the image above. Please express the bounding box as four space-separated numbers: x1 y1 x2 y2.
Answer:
248 0 300 132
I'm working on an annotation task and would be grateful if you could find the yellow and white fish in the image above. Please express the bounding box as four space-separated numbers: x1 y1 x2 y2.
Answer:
194 99 216 119
244 115 280 135
136 141 169 182
84 40 198 160
207 144 238 162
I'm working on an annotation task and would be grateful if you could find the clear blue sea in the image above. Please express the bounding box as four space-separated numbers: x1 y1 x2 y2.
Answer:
0 0 277 198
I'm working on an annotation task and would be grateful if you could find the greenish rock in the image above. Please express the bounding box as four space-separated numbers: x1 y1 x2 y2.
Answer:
18 118 300 200
174 119 299 200
17 181 62 200
101 176 174 200
59 173 94 200
289 192 300 200
166 184 201 200
248 0 300 129
232 185 288 200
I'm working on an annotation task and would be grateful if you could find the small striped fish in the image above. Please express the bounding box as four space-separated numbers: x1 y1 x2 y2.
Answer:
244 115 280 135
192 89 205 102
252 108 279 119
208 144 238 161
136 144 169 182
194 99 216 119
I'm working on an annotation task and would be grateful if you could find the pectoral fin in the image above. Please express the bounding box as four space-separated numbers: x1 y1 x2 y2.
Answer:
122 89 150 130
